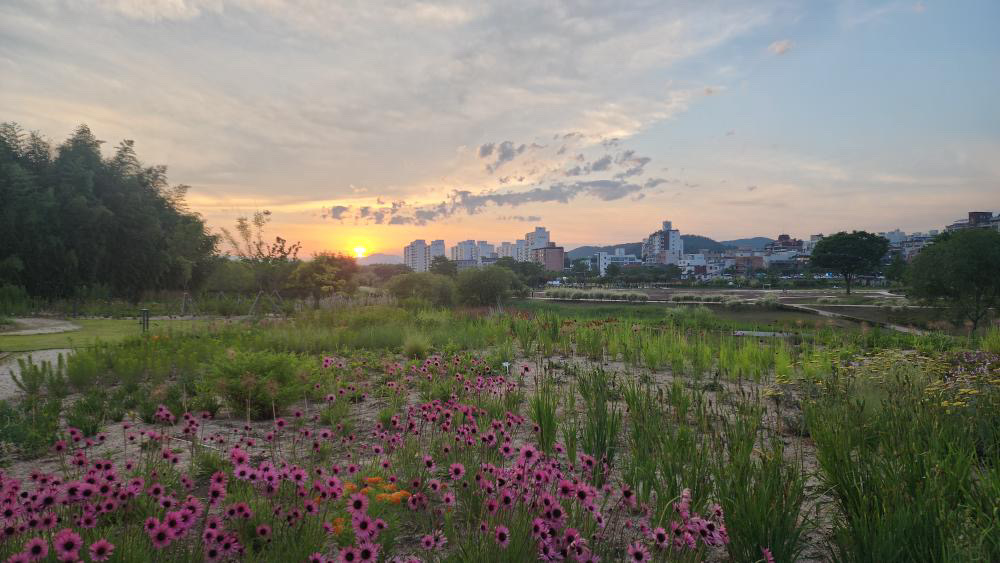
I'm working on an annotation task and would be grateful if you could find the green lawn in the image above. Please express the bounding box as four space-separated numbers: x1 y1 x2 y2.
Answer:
0 319 210 352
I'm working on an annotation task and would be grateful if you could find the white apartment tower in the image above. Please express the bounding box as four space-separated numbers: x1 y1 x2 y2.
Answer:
498 242 516 258
525 227 550 250
403 239 445 272
477 241 495 259
642 220 684 265
450 240 479 261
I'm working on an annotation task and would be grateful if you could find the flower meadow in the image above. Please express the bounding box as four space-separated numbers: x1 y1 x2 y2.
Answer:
1 304 997 561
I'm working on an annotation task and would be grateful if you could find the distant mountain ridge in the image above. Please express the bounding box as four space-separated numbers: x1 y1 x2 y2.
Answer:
567 235 773 261
358 253 403 265
720 237 773 250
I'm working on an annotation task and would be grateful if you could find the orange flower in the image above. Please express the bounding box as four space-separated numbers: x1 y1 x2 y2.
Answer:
344 483 358 493
387 490 411 504
364 476 383 485
382 483 397 492
360 487 371 495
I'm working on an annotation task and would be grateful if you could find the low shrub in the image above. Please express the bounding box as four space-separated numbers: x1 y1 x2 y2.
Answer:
402 332 431 359
208 350 305 420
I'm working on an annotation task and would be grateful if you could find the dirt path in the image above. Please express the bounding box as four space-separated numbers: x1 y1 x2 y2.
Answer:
1 318 81 335
0 349 74 401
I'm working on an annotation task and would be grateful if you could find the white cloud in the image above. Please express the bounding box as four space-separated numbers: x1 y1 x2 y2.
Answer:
768 39 792 55
96 0 223 21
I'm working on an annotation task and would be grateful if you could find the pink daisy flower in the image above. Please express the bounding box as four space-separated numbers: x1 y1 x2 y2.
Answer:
88 539 115 562
495 525 510 548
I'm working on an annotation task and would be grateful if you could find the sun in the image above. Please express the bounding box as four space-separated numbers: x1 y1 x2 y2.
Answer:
353 246 367 258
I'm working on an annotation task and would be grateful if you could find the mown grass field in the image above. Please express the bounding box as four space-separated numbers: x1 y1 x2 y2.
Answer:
0 318 212 352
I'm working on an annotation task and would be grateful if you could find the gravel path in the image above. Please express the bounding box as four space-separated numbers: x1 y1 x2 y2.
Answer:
0 349 74 401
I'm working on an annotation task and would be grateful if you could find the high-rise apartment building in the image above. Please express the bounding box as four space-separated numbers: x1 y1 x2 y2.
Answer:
450 240 479 261
477 241 495 259
403 239 445 272
525 227 550 251
498 242 516 258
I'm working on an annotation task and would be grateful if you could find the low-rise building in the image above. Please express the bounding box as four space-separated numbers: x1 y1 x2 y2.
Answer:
531 243 565 272
595 250 643 276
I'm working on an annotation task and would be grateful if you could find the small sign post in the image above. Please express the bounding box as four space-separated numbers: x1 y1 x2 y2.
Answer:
140 308 150 332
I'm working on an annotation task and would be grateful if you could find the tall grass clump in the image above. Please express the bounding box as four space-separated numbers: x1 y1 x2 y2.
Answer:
981 326 1000 353
529 381 558 454
622 381 712 517
805 357 986 562
713 402 809 563
402 331 431 359
578 365 622 486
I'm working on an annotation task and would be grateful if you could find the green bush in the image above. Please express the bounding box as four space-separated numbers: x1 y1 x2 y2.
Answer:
402 332 431 359
0 398 62 460
385 272 456 307
208 350 304 420
454 266 524 306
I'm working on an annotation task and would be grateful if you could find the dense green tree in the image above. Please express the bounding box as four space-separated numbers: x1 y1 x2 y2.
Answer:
203 259 255 293
385 272 456 307
885 253 908 283
429 255 458 278
287 253 359 306
494 257 549 287
456 266 524 306
570 259 593 282
0 121 217 300
809 231 889 294
908 229 1000 332
359 263 412 286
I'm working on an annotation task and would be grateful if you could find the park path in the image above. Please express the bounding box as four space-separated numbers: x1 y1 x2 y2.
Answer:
781 303 925 334
2 318 81 335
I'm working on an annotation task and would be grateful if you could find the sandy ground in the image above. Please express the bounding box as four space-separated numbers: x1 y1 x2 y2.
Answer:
0 319 81 401
1 318 81 335
0 349 74 401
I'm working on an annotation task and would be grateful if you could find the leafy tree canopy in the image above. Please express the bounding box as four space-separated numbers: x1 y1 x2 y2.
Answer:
0 121 217 300
429 255 458 278
908 228 1000 332
809 231 888 294
385 272 456 307
287 253 359 306
456 266 524 306
493 257 549 287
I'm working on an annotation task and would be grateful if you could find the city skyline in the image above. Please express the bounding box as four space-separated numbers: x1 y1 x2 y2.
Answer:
3 1 998 255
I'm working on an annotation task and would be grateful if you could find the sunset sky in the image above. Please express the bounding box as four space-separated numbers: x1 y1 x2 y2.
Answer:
3 1 998 256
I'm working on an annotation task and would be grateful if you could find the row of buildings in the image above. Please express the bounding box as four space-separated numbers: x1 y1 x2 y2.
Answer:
402 227 566 273
591 210 999 281
403 210 998 281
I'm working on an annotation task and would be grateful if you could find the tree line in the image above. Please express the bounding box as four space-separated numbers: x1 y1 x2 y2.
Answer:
0 122 218 301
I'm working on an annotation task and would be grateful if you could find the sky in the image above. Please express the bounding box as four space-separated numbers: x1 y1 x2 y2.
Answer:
2 0 998 256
